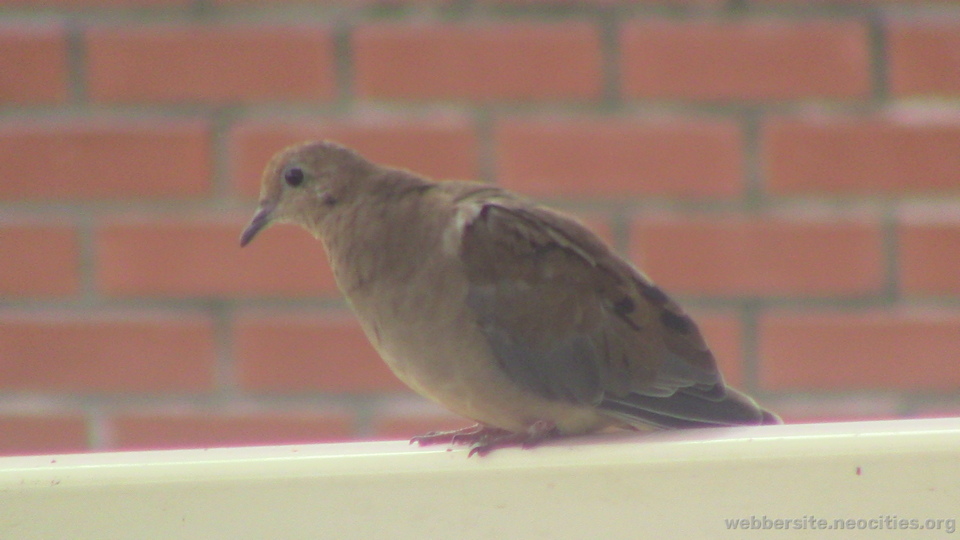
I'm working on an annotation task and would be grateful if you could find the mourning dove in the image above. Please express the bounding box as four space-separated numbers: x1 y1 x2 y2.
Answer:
241 141 780 456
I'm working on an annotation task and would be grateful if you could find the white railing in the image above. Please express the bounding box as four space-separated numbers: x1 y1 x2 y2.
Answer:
2 417 958 539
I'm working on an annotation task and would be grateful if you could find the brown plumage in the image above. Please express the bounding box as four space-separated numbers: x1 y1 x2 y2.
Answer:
240 140 780 455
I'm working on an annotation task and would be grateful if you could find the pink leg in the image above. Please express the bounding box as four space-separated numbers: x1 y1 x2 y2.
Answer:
410 424 509 447
410 421 559 457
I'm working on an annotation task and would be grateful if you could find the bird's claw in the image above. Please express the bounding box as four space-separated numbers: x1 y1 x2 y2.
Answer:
411 421 559 457
410 424 505 447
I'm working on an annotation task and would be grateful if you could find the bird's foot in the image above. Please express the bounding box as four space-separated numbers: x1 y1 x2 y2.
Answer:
466 420 560 457
410 421 559 457
410 424 505 447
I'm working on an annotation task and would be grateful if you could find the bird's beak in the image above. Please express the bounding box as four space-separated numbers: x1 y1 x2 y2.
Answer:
240 203 275 247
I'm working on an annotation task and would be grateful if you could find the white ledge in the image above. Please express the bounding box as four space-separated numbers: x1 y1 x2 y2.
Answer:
3 418 959 539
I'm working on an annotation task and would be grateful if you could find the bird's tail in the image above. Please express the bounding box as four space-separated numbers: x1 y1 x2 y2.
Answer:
599 385 781 430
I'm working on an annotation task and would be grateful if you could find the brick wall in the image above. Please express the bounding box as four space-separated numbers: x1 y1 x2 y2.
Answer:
2 0 959 456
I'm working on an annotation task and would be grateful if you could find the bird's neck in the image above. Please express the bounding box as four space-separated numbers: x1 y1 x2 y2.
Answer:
319 171 444 296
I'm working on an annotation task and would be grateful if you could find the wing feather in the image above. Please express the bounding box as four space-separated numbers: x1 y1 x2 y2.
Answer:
453 192 768 426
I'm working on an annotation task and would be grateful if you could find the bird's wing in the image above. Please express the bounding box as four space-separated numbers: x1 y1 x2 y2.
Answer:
455 194 766 426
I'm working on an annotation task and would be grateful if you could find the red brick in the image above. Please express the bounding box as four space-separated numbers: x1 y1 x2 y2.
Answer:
779 412 900 424
899 215 960 296
354 22 602 101
496 117 742 198
0 0 187 5
233 312 406 393
755 0 960 3
0 25 68 104
112 412 354 450
621 21 870 101
0 313 215 392
890 21 960 96
87 25 335 104
759 310 960 391
689 311 744 388
0 121 210 201
0 225 79 297
764 115 960 195
230 116 479 198
216 0 449 4
485 0 721 4
770 396 902 424
630 215 884 297
0 415 89 456
98 218 336 298
909 404 960 421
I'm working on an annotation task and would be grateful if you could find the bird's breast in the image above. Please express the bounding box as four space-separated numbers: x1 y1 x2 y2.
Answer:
318 195 613 434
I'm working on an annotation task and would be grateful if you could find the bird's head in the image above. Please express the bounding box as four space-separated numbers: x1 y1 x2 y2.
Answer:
240 140 376 247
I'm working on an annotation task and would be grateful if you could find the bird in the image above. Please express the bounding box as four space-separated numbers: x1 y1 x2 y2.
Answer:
240 140 780 456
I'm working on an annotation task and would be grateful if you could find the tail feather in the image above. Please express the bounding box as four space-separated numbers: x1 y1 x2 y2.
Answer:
599 385 781 429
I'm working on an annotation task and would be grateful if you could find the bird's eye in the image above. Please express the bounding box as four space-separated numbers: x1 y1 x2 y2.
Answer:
284 167 305 187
